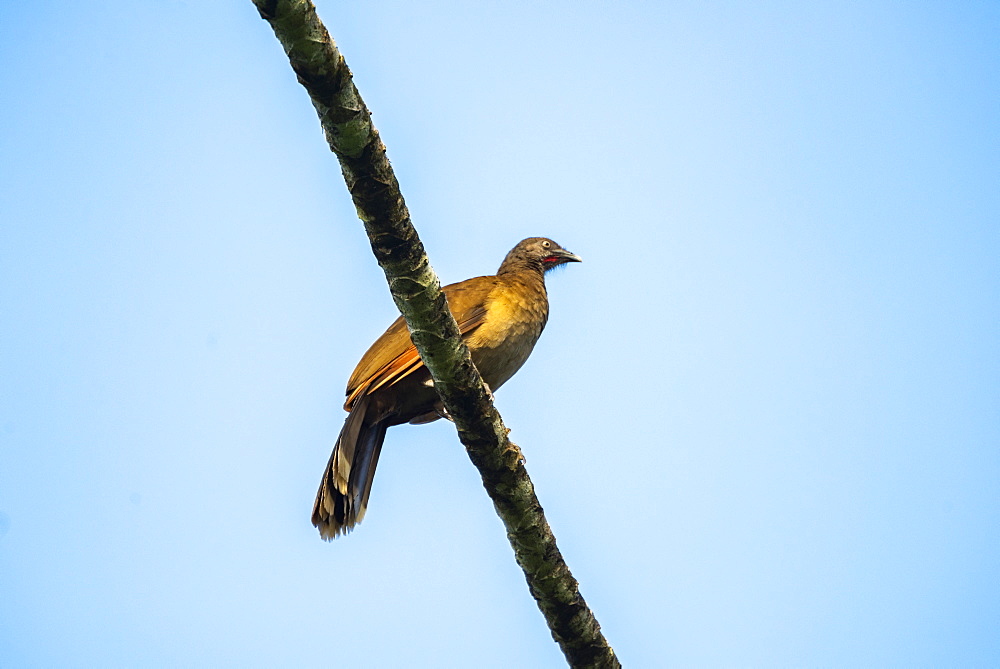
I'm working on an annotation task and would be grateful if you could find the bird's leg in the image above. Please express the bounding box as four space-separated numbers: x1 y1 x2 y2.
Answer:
421 378 454 422
434 401 454 422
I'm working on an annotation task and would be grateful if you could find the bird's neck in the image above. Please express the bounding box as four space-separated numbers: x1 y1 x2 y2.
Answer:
497 256 545 276
495 263 548 305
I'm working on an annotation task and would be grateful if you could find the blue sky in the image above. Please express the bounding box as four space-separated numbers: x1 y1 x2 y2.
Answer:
1 1 998 666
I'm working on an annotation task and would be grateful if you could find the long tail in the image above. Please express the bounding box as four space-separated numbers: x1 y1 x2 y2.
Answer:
311 394 389 539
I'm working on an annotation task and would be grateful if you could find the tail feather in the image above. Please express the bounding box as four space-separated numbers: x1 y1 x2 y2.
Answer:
312 394 389 539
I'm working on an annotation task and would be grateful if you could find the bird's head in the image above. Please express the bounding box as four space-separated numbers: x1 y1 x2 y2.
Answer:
499 237 582 274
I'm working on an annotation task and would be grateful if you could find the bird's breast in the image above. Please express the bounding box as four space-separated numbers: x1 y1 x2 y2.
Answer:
466 275 549 391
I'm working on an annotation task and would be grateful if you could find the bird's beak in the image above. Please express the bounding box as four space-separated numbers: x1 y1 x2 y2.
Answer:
557 249 583 263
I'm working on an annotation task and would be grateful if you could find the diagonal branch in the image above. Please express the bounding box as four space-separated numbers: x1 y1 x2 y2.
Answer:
251 1 619 666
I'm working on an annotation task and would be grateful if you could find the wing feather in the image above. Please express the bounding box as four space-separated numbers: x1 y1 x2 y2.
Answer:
344 278 495 410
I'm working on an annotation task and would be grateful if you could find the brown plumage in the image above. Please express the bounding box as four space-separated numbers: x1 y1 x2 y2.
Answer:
312 237 582 539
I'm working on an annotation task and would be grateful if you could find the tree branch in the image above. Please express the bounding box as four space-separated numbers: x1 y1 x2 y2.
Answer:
252 2 619 666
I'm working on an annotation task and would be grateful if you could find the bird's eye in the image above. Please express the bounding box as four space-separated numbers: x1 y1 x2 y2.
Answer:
542 240 551 249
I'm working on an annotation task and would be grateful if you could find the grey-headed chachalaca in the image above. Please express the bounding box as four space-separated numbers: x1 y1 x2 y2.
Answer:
312 237 581 539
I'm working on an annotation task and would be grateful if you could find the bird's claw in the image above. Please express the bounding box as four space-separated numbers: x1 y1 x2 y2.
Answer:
504 441 525 467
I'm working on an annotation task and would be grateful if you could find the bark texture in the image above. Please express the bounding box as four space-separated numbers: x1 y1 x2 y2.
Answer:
252 2 619 666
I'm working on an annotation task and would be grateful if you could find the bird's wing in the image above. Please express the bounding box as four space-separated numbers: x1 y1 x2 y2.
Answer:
344 277 496 409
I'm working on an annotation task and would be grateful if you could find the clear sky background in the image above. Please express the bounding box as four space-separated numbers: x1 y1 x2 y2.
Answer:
2 2 998 667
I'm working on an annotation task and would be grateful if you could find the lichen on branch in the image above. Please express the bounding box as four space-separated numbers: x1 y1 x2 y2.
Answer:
252 1 619 666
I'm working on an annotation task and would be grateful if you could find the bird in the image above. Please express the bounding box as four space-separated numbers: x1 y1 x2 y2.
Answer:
312 237 582 539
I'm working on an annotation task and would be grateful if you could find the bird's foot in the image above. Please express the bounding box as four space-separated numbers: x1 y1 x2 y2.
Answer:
435 406 454 423
503 440 526 467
